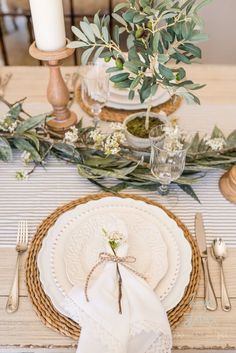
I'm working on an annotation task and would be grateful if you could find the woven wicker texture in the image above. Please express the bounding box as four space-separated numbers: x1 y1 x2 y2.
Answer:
26 193 200 340
75 87 182 122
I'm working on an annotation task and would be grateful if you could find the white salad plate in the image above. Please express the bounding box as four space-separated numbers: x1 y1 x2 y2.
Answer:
37 197 192 316
82 58 171 110
105 90 170 110
63 212 169 290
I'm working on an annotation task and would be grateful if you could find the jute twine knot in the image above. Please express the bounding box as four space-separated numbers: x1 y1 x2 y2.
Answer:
84 251 146 302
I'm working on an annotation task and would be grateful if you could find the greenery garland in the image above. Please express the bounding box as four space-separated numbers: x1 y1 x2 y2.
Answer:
0 97 236 203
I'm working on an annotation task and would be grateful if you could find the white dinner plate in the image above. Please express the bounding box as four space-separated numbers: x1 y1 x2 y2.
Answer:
37 197 192 317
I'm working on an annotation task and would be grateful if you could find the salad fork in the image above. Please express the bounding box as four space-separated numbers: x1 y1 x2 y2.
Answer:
6 221 28 313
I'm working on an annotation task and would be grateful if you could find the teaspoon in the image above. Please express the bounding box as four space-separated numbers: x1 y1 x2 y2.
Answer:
212 238 231 312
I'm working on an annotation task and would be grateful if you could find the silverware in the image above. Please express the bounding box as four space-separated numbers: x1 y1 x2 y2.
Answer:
195 213 218 311
0 72 12 97
212 238 231 311
6 221 28 313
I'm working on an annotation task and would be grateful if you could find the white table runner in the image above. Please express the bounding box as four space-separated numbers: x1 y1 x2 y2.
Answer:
0 103 235 247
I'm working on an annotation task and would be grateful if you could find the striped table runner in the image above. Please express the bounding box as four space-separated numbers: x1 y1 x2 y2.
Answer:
0 103 235 247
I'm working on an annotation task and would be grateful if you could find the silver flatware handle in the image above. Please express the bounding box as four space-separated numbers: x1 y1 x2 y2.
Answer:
6 254 20 313
202 257 218 311
220 262 231 312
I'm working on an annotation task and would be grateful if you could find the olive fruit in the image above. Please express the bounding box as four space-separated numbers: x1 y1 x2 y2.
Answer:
104 56 111 63
135 28 145 39
115 57 124 69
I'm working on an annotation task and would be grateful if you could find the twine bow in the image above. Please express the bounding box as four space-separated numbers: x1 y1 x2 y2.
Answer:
84 252 146 303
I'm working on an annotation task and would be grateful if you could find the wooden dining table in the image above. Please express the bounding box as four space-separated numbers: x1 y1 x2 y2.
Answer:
0 64 236 353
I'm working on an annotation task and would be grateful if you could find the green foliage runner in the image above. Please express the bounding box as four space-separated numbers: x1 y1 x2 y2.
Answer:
0 98 236 203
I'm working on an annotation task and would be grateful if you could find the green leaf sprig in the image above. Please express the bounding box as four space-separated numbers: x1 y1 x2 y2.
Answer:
69 0 213 106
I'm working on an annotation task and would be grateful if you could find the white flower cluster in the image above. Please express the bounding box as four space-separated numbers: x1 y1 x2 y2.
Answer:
162 124 184 151
89 129 104 148
110 122 124 131
64 126 78 146
21 151 32 165
102 228 126 249
15 170 28 180
205 137 225 151
0 115 18 133
89 128 126 156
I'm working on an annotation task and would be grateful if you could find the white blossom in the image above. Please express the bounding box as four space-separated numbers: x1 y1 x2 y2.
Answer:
89 129 105 147
104 135 121 155
205 137 225 151
162 124 185 151
110 122 124 131
113 130 126 144
89 128 125 155
15 170 28 180
0 117 17 133
102 228 126 250
21 151 32 165
64 126 78 146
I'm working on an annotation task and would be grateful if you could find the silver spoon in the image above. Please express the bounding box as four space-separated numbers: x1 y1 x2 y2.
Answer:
212 238 231 311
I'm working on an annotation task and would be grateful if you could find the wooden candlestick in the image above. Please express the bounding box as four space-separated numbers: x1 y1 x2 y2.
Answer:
29 41 77 133
219 165 236 203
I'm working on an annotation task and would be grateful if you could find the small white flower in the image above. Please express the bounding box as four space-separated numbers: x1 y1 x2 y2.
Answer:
163 124 182 140
0 117 18 133
64 126 78 146
89 129 105 147
110 122 124 131
162 124 185 151
15 170 28 180
8 121 17 133
113 130 126 144
21 151 32 165
102 228 126 250
104 135 121 155
205 137 225 151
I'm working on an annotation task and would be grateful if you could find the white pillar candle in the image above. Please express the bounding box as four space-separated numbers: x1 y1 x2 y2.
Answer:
29 0 66 52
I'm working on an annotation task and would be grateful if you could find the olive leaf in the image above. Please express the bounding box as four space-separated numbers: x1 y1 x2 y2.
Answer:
13 138 41 161
16 114 47 134
8 102 23 120
0 137 12 161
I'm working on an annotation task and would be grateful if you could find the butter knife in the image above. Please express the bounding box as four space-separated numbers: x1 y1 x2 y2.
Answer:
195 213 218 311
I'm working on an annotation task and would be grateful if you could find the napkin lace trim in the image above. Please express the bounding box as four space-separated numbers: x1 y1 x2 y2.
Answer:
130 321 172 353
64 296 171 353
145 334 172 353
63 295 123 353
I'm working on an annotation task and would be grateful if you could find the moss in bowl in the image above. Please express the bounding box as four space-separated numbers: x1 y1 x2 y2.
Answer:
126 116 163 139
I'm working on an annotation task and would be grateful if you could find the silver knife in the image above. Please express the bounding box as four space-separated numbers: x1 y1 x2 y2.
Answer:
195 212 218 311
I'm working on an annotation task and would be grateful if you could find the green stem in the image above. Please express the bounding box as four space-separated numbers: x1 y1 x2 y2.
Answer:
111 247 122 315
145 100 152 131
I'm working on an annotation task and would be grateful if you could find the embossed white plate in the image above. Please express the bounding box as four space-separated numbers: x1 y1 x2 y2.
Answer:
62 202 170 290
37 196 191 315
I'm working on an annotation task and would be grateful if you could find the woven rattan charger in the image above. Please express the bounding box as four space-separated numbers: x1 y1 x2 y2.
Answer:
26 192 200 340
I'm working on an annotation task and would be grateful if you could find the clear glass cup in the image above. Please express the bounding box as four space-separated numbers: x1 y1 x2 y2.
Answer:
149 126 188 197
79 62 110 126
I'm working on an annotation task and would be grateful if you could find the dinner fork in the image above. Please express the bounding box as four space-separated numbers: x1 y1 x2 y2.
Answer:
6 221 28 313
0 73 12 98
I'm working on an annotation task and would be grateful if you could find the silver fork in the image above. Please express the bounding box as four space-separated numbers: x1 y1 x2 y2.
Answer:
6 221 28 313
0 73 12 98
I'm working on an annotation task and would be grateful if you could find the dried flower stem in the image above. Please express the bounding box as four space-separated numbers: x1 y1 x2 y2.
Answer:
111 247 123 315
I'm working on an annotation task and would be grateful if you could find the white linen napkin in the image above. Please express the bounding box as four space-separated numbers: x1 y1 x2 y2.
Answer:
62 218 172 353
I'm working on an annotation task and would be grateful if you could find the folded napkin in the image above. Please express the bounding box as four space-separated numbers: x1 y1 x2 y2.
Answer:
63 217 172 353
